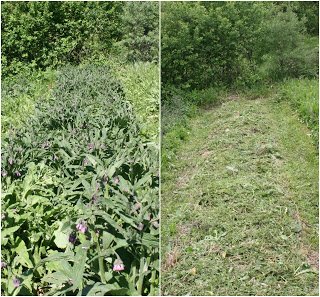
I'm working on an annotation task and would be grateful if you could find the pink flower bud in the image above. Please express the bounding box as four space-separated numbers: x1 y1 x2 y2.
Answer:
113 259 125 272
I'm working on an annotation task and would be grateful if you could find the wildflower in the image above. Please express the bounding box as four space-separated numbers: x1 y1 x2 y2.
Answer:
113 259 125 272
134 202 142 211
13 277 20 288
102 174 108 184
152 221 159 229
15 171 21 177
92 194 98 204
145 213 152 221
83 158 89 166
137 223 144 231
76 221 87 234
1 261 7 269
8 157 13 165
42 141 50 149
113 176 120 185
68 233 76 244
88 143 94 151
1 170 7 177
1 213 6 220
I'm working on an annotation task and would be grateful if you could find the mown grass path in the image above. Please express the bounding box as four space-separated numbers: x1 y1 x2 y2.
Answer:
161 96 318 296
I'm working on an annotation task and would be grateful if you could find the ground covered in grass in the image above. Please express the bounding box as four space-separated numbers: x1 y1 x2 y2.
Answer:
161 96 318 296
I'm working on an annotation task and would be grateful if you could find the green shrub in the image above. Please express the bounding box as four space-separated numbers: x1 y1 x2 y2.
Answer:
1 1 123 77
257 7 318 80
1 66 159 296
118 2 159 63
161 2 318 90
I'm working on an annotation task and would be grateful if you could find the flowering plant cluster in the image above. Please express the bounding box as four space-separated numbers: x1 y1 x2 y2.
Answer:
1 66 159 295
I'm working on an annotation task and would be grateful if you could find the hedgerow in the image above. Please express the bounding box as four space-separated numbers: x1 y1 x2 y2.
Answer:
1 66 159 296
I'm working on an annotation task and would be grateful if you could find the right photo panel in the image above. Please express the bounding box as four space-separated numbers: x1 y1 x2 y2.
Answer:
161 1 319 296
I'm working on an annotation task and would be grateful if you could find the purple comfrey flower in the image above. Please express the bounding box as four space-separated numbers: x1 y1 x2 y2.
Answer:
92 194 98 204
113 176 120 185
102 175 108 183
152 221 159 229
42 141 50 149
76 221 87 234
88 143 94 151
68 233 76 244
83 158 89 166
8 157 13 165
1 170 7 177
137 223 144 231
1 261 7 269
113 259 125 272
134 202 142 211
15 171 21 177
13 277 20 288
145 213 152 221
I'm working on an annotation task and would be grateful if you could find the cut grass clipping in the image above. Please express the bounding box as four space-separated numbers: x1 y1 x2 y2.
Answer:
161 96 318 296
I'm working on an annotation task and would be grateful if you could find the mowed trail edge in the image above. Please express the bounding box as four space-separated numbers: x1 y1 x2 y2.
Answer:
161 96 318 296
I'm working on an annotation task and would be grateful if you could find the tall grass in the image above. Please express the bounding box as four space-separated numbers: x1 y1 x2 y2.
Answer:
278 78 319 144
114 62 159 140
1 69 56 135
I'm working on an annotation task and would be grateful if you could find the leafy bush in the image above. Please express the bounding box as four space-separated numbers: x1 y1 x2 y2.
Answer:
1 1 123 77
117 2 159 63
161 2 318 91
1 1 160 77
1 66 159 296
257 6 318 80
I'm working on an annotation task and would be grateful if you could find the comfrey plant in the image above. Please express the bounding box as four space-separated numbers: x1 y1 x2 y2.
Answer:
1 66 159 296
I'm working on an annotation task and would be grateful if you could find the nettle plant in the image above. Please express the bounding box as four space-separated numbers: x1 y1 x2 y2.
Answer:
1 66 159 296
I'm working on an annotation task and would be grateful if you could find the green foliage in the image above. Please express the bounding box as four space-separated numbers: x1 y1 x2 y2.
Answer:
1 1 123 76
1 69 56 135
277 78 319 144
291 1 319 35
114 62 159 140
161 87 199 169
257 6 318 80
162 2 318 92
1 66 159 296
118 1 159 63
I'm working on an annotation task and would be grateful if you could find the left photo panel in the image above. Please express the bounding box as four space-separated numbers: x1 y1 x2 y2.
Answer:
1 1 159 296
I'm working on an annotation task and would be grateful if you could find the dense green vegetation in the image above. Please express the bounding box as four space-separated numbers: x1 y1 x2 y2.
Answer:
1 1 159 296
162 1 318 165
162 1 318 90
1 1 159 77
161 1 318 296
